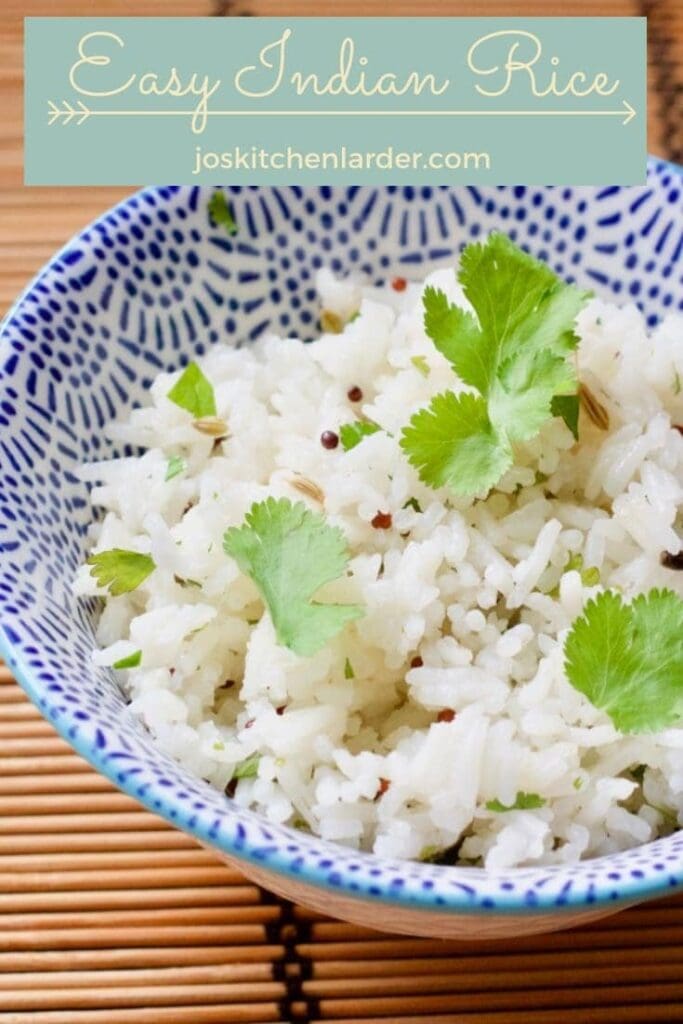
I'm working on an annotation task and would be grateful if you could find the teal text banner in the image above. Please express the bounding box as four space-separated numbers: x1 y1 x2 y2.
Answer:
24 17 646 185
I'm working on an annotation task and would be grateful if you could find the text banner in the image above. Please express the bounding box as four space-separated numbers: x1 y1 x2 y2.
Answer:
24 17 646 185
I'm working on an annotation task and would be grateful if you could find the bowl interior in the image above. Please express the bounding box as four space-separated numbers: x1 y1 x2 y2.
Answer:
2 170 683 915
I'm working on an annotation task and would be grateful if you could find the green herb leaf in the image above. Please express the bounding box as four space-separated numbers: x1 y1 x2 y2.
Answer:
344 657 355 680
402 235 590 496
87 550 155 597
339 420 381 452
400 391 512 496
402 497 422 513
564 588 683 733
422 284 488 393
112 650 142 670
581 565 600 587
165 455 186 481
418 844 442 862
208 191 237 235
223 498 363 657
551 394 580 440
410 355 430 378
417 842 463 865
232 753 260 780
549 551 586 597
167 363 216 419
486 792 546 812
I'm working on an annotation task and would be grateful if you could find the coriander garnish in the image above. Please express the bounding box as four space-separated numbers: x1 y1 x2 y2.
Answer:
87 550 155 596
167 362 217 419
223 498 363 657
400 234 590 497
564 588 683 733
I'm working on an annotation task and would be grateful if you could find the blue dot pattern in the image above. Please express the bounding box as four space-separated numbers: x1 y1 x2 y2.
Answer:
1 164 683 916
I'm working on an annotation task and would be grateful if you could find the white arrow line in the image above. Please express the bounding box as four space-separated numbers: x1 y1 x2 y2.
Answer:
48 98 636 126
47 100 92 125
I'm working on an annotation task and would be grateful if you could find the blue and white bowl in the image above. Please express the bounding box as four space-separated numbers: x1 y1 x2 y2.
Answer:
2 162 683 940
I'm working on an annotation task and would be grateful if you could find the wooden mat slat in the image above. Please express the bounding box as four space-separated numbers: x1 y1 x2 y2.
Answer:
0 830 201 854
305 983 683 1014
0 962 275 987
0 946 286 972
0 982 286 1012
322 1013 683 1024
0 885 261 913
0 850 223 871
0 866 245 890
0 1008 286 1024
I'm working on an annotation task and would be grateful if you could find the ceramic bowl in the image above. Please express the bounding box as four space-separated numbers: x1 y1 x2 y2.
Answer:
2 163 683 940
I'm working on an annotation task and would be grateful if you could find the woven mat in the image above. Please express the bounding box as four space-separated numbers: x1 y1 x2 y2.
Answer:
3 664 683 1024
2 1 683 1020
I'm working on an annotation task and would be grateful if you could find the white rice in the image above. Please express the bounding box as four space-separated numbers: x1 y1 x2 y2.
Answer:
76 261 683 870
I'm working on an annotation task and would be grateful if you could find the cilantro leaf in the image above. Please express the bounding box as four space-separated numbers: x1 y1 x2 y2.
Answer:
564 589 683 734
486 792 546 812
400 391 512 495
422 284 488 393
339 421 380 452
232 753 260 780
411 355 430 378
165 454 186 481
551 394 580 440
492 347 576 443
344 657 355 679
208 191 237 235
458 234 585 367
402 235 589 496
113 650 142 670
87 550 155 597
581 566 600 587
167 363 216 419
223 498 363 657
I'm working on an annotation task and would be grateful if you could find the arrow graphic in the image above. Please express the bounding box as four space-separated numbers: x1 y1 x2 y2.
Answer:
621 100 637 126
47 97 636 126
47 100 91 126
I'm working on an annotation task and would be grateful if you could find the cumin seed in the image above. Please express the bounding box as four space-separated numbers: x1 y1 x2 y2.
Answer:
193 416 229 438
320 309 344 334
290 476 325 504
579 384 610 431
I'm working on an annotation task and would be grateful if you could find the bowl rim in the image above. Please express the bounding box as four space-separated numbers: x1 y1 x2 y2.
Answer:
3 161 683 919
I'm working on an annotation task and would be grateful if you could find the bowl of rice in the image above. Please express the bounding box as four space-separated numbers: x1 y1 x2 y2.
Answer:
2 166 683 940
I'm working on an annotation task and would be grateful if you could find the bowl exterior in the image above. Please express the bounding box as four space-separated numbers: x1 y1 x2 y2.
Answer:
1 168 683 929
217 849 631 939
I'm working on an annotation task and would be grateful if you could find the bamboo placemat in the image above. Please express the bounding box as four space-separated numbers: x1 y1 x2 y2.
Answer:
4 663 683 1023
1 1 683 1020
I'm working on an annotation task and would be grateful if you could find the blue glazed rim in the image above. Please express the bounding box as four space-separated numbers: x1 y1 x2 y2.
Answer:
2 161 683 919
